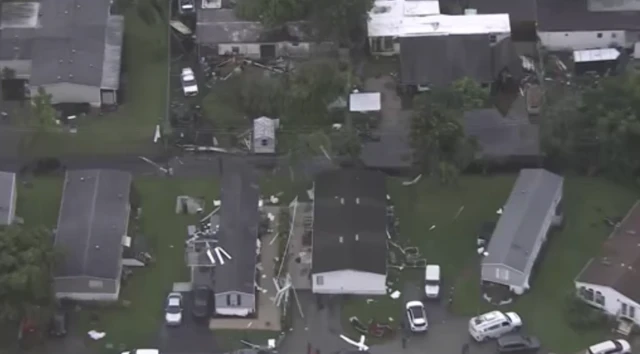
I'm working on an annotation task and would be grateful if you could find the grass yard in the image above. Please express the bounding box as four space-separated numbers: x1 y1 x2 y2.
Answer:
342 174 637 353
27 0 168 157
16 177 64 227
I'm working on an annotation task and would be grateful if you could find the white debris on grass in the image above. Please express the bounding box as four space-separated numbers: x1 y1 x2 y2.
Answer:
496 207 503 215
267 213 276 221
429 225 436 231
88 330 106 340
213 200 221 206
390 290 401 299
402 174 422 186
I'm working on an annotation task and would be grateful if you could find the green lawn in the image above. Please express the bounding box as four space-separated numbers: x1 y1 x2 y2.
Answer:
28 0 168 157
16 177 64 227
342 175 637 353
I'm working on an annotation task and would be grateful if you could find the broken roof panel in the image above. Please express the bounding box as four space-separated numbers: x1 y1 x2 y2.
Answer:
100 15 124 90
537 0 640 31
573 48 620 63
0 2 40 29
0 171 16 225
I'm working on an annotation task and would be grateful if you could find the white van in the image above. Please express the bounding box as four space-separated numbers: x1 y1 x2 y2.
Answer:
424 264 441 299
587 340 631 354
468 310 522 342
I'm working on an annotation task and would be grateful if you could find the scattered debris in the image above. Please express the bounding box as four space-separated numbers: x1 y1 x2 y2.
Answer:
88 330 105 340
213 200 221 206
429 225 436 231
496 207 503 215
269 195 279 204
319 145 332 161
267 213 276 221
339 334 369 351
246 322 253 328
453 206 465 220
402 174 422 186
477 247 485 255
366 298 375 304
390 290 401 299
332 123 343 130
269 233 279 245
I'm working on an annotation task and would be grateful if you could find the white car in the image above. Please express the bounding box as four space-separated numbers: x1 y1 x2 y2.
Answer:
405 301 428 332
178 0 195 14
121 350 159 354
424 264 441 299
165 292 183 326
587 340 631 354
180 68 198 97
469 310 522 342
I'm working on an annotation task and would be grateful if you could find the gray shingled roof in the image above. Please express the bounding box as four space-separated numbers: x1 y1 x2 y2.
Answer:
213 162 260 294
0 171 17 225
537 0 640 31
312 170 388 274
54 169 132 280
400 35 520 87
28 0 121 88
463 97 541 159
482 169 563 278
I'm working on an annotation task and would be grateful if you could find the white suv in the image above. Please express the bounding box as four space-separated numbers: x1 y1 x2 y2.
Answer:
587 340 631 354
424 264 441 299
469 310 522 342
406 301 428 332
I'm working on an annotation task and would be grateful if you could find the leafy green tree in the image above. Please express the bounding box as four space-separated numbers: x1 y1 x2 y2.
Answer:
308 0 374 44
1 67 16 80
451 77 490 111
0 226 56 322
236 0 308 26
21 87 57 156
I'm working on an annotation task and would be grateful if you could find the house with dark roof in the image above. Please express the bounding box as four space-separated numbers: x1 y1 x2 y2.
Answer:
399 34 521 88
53 169 132 301
462 96 541 161
0 0 123 106
536 0 640 51
0 171 17 226
575 201 640 326
196 2 334 59
311 170 388 295
213 162 260 317
481 169 564 295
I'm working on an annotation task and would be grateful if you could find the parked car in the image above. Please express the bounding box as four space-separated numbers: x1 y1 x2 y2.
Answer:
121 350 160 354
424 264 441 299
192 286 211 318
48 310 68 337
165 292 183 326
477 221 496 247
405 301 428 332
181 68 199 97
497 334 541 353
178 0 195 14
469 310 522 342
587 340 631 354
525 83 542 115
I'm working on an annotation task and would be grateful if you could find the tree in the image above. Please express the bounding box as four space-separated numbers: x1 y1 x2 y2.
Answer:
410 79 485 183
0 226 56 322
21 87 57 156
307 0 374 44
236 0 308 26
1 67 16 80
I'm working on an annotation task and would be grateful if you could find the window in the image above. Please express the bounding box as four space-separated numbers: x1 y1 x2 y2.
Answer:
611 33 617 38
226 294 231 306
488 324 500 330
629 306 636 318
261 139 268 147
621 303 628 316
597 33 603 38
594 291 605 306
489 34 497 43
88 280 103 289
501 322 509 327
495 269 510 281
579 287 595 301
232 46 240 54
316 276 324 285
236 294 241 306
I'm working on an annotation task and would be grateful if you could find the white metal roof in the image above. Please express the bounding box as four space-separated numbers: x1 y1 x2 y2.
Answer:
350 92 382 112
573 48 620 63
253 116 276 138
635 42 640 58
368 0 510 38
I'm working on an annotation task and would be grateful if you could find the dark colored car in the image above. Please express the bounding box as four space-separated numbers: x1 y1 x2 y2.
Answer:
497 334 541 354
192 286 211 318
477 221 497 247
49 311 68 337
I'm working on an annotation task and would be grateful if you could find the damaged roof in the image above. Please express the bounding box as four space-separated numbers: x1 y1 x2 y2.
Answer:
537 0 640 31
197 8 312 44
312 169 388 275
576 201 640 303
399 35 520 87
214 161 260 295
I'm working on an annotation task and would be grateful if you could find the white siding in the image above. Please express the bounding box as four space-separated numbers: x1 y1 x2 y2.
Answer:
33 83 102 107
539 31 626 51
312 270 386 295
575 282 640 325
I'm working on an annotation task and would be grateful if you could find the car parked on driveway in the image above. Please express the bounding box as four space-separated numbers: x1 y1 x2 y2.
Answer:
497 334 541 353
121 350 160 354
181 68 198 97
587 339 631 354
192 286 211 318
178 0 195 14
165 292 183 326
405 301 428 332
424 264 441 299
469 310 522 342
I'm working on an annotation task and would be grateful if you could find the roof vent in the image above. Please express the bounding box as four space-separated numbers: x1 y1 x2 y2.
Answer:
339 236 344 243
72 49 76 53
465 8 478 15
64 10 69 14
69 74 73 78
340 198 345 205
95 245 100 249
356 198 360 204
59 60 63 63
355 234 359 241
